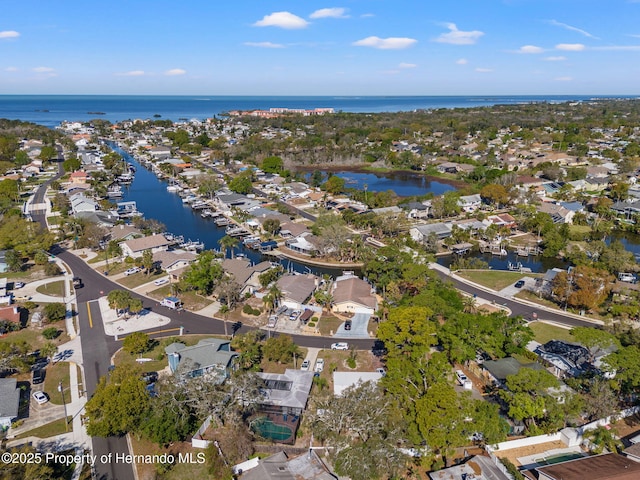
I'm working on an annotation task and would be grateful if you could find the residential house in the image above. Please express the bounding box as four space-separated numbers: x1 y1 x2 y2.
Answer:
221 258 272 294
482 357 546 386
623 443 640 463
69 193 98 215
148 146 172 159
237 451 337 480
69 170 89 184
370 206 403 216
486 213 518 229
0 306 23 328
436 162 475 174
121 234 172 258
429 455 511 480
333 371 384 396
331 274 377 315
410 222 452 243
255 368 314 418
279 221 309 239
276 274 318 310
107 224 143 243
538 202 575 224
525 453 640 480
399 201 431 219
0 378 20 430
285 232 320 256
458 193 482 213
153 250 197 273
165 338 237 383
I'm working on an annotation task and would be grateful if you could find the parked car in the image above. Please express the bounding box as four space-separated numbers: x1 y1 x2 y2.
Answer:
344 320 352 331
376 367 387 377
267 315 278 328
13 281 25 289
124 267 141 276
514 280 525 288
32 391 48 405
315 358 324 373
154 278 169 286
331 342 349 350
72 277 83 288
289 310 301 321
141 371 158 384
300 359 310 371
32 368 45 385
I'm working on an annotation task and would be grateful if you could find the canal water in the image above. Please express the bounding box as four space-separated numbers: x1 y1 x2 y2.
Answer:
436 250 570 273
305 170 457 197
112 144 347 277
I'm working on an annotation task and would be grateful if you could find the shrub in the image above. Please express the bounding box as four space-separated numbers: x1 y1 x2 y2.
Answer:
311 317 318 322
34 251 49 265
42 327 61 339
308 322 316 328
0 320 20 334
347 357 356 369
242 304 261 316
44 262 62 276
44 303 66 322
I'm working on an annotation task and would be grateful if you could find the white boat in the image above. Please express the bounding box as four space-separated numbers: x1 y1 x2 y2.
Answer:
215 217 231 226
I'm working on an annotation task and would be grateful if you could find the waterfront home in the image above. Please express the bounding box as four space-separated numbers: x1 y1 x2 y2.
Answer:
331 274 377 315
275 274 318 310
285 232 320 256
116 201 140 217
485 213 517 229
121 234 172 258
153 250 197 273
69 193 98 215
410 222 452 243
0 378 20 430
148 145 172 159
107 224 142 243
279 221 309 239
399 201 431 219
69 170 89 184
538 202 575 224
165 338 237 382
221 258 273 295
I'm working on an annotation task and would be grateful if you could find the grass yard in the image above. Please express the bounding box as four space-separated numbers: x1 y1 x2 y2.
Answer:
0 320 69 352
514 290 561 309
146 288 213 312
43 361 71 405
129 436 209 480
259 347 309 374
529 321 575 344
117 271 164 289
458 270 540 291
317 316 344 336
36 280 66 297
15 416 72 439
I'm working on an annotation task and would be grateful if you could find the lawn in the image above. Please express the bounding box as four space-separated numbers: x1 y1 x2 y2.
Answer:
15 416 72 439
529 321 575 344
36 280 66 297
129 436 209 480
458 270 540 291
43 361 71 405
259 347 308 374
317 316 344 336
0 320 69 353
117 271 164 289
146 287 213 312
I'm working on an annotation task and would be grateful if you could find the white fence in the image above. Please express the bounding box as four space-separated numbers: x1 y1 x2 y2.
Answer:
191 415 213 449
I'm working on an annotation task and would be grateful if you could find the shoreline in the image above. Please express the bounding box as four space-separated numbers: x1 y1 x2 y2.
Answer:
273 248 364 270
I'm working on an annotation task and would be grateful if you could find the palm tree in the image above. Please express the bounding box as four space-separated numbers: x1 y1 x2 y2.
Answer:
462 295 478 314
268 284 283 311
218 235 239 259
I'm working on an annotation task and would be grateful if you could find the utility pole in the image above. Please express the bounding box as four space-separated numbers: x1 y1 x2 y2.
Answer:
59 381 69 432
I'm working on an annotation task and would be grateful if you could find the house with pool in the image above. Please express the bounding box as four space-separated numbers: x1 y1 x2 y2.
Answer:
252 369 315 444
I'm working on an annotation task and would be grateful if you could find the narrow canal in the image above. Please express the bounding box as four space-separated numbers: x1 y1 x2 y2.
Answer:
111 144 345 277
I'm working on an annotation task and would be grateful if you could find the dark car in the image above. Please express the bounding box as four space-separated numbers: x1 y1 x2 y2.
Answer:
514 280 525 288
32 368 45 385
141 371 158 384
72 277 83 288
344 320 352 331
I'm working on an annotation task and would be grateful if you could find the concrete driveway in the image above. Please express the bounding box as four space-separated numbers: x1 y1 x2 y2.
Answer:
498 276 536 297
334 312 371 339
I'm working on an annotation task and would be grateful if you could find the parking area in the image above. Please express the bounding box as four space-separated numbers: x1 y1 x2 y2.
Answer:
334 312 371 339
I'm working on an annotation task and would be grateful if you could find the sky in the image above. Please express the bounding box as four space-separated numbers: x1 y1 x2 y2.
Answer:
1 0 640 96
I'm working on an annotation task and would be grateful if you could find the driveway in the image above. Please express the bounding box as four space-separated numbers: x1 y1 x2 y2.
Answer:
498 276 536 298
334 312 371 339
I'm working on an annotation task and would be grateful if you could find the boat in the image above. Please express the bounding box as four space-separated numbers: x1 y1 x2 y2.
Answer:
167 180 182 192
215 217 231 226
190 200 209 210
179 240 204 251
225 226 249 236
182 194 197 204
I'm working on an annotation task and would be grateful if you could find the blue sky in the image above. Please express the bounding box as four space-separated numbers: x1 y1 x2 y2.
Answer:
1 0 640 95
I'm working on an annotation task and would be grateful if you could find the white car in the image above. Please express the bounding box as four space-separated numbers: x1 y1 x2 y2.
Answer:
154 278 169 286
124 267 141 276
32 391 48 405
300 359 310 371
331 342 349 350
315 359 324 373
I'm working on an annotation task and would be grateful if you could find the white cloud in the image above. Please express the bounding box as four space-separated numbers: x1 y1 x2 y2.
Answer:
456 58 468 65
165 68 186 76
253 11 309 29
352 36 417 50
475 67 493 73
33 66 55 73
116 70 146 76
555 76 573 81
548 20 599 39
516 45 544 54
4 66 19 72
309 8 348 19
244 41 285 48
0 30 20 39
360 13 375 18
556 43 586 51
436 23 484 45
544 56 567 61
398 62 417 69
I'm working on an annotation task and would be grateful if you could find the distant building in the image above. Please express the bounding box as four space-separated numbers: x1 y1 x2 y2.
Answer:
165 338 237 383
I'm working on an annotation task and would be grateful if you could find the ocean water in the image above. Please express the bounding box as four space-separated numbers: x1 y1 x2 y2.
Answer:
0 94 627 128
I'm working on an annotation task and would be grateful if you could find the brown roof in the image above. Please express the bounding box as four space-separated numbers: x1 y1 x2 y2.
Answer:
535 453 640 480
276 274 318 304
332 277 376 309
123 235 171 253
0 306 21 324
